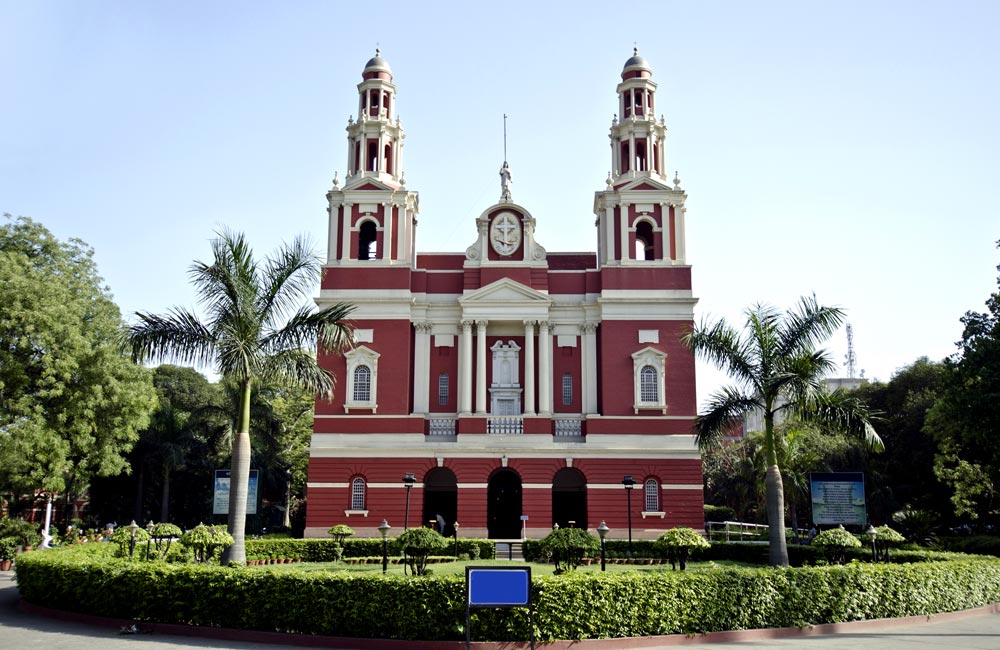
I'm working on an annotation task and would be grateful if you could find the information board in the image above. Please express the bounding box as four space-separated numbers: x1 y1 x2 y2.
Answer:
212 469 258 515
466 566 533 649
810 472 866 525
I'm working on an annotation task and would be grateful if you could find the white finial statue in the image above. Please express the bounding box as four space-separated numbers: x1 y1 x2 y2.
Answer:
499 161 512 201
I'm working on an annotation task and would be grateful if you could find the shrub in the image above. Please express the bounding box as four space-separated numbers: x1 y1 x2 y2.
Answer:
812 527 862 564
704 504 737 522
109 525 152 558
14 545 1000 642
875 525 906 561
0 537 17 561
327 524 355 543
538 528 600 573
0 518 42 547
180 524 234 563
655 527 710 570
397 528 448 575
148 523 183 560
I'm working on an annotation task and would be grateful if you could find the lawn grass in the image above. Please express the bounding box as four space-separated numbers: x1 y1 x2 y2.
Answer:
252 558 751 576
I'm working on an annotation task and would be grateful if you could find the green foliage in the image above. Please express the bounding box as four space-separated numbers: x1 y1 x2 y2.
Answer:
0 518 41 547
704 504 736 522
16 543 1000 642
655 527 710 570
0 214 157 498
244 538 493 563
812 527 862 564
180 524 234 563
0 537 17 561
327 524 355 543
397 528 448 575
538 528 600 572
109 525 151 557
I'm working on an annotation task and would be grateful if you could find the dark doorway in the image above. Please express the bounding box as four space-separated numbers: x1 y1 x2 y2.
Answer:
487 469 522 539
422 468 457 537
552 468 587 530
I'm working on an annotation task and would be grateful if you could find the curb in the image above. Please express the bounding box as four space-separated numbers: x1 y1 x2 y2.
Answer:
17 599 1000 649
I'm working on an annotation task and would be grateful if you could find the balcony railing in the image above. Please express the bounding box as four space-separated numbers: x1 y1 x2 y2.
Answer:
427 418 456 437
487 416 523 435
553 418 583 437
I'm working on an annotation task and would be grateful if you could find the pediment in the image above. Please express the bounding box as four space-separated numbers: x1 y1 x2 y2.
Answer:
459 277 551 306
614 176 675 193
341 176 400 192
631 345 667 361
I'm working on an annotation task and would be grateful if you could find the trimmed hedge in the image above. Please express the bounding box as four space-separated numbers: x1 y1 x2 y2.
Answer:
15 544 1000 642
245 537 494 562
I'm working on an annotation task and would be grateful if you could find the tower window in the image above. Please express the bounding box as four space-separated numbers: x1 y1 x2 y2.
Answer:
353 366 371 402
562 373 573 406
384 143 393 175
635 221 655 260
358 221 378 260
640 365 658 403
367 141 378 171
635 140 647 172
620 142 630 173
645 478 660 512
438 373 449 406
351 477 366 510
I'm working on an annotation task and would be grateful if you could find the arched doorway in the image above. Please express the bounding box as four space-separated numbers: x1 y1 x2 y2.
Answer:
487 469 522 539
421 468 457 537
552 468 587 530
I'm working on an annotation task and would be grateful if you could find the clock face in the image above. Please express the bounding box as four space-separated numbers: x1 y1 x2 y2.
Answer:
490 213 522 256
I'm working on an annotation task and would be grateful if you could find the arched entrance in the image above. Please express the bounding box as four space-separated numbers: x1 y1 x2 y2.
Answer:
552 468 587 530
421 468 457 537
487 469 522 539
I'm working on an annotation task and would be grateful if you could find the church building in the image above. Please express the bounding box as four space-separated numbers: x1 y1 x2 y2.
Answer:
305 50 703 540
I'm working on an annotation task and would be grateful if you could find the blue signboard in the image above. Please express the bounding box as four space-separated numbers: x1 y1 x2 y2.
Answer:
810 472 866 526
465 566 533 649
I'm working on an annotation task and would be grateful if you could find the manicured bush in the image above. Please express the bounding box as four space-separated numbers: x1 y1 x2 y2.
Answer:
0 537 17 561
812 528 862 564
15 545 1000 642
875 525 906 561
538 528 600 573
655 527 710 570
244 537 495 563
109 525 151 558
939 535 1000 558
397 528 448 575
0 518 42 548
327 524 355 543
180 524 234 563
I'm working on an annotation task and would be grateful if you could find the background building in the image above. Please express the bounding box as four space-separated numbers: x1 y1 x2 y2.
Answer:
305 50 703 540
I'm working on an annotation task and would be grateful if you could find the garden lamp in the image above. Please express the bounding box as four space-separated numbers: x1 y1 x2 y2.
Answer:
402 472 415 529
453 521 460 558
865 524 877 563
622 475 636 555
128 520 138 558
378 519 391 574
597 520 610 572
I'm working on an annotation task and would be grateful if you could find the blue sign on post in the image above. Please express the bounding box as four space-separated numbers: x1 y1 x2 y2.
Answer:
466 566 533 649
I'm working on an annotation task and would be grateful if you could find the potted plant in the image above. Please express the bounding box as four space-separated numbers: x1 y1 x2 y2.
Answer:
0 537 17 571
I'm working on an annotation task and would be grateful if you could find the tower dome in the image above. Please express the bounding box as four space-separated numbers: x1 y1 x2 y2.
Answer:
621 48 652 80
362 48 392 80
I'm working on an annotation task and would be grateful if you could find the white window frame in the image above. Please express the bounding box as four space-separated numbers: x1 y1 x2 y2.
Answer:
344 345 380 412
644 478 659 511
438 373 449 406
561 373 573 406
631 346 667 414
351 477 366 510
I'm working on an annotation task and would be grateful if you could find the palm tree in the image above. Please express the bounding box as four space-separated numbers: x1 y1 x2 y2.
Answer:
684 295 882 566
124 229 353 564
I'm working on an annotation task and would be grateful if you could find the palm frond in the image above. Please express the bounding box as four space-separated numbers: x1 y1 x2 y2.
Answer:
262 348 336 399
258 234 322 325
695 386 761 450
777 294 845 360
261 303 355 356
794 389 884 452
124 308 216 368
684 317 757 388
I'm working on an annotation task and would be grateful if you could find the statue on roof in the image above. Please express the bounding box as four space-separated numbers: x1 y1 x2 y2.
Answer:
499 161 512 202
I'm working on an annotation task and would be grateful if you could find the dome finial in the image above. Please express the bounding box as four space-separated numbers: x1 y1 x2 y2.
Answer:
375 46 380 57
634 46 638 57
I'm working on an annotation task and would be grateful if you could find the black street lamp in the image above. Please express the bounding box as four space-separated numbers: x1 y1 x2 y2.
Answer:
378 519 391 574
453 521 460 558
865 524 878 563
622 475 636 556
128 520 138 558
597 520 610 572
402 472 415 530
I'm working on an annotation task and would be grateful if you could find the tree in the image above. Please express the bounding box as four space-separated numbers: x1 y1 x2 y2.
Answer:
124 229 353 564
397 527 448 575
538 527 600 573
0 215 156 512
924 242 1000 525
684 295 882 566
654 527 710 570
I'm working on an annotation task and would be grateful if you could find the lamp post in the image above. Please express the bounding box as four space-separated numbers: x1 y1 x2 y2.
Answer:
453 521 460 558
128 520 138 558
622 475 636 556
597 520 610 572
865 524 878 563
378 519 391 574
402 472 415 530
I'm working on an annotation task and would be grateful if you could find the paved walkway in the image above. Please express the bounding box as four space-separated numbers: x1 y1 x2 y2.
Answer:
5 569 1000 649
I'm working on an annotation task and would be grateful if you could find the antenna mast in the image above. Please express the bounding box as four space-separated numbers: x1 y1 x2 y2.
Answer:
503 113 508 161
845 323 857 379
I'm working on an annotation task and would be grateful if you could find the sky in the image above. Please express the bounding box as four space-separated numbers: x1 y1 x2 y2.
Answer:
2 1 998 404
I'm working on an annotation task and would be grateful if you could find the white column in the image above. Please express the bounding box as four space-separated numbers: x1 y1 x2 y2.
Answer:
327 202 339 264
412 323 431 413
582 323 598 414
475 320 488 414
628 133 636 174
459 320 473 414
538 320 552 415
341 203 352 261
523 320 536 415
376 130 384 172
676 204 687 264
619 203 630 262
660 202 671 261
604 205 615 264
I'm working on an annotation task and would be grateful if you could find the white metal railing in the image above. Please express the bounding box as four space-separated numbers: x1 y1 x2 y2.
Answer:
705 520 768 543
427 418 456 436
553 418 583 437
487 416 523 435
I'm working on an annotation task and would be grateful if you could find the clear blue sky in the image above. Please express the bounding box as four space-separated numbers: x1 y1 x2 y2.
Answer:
2 1 998 402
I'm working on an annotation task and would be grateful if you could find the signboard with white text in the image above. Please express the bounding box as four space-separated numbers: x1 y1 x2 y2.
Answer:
213 469 258 515
810 472 866 526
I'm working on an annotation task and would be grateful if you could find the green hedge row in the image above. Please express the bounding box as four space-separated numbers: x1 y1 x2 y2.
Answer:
15 545 1000 642
245 538 494 562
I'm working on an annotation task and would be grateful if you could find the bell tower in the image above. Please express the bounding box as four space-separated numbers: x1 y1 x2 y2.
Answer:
325 50 419 267
594 50 687 268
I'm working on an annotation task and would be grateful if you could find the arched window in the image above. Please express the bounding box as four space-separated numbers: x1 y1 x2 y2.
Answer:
351 477 366 510
640 366 658 403
438 373 449 406
358 221 378 261
635 221 655 260
353 365 371 402
644 478 660 512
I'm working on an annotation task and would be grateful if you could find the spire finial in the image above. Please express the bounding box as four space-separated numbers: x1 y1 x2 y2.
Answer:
634 46 638 56
375 45 380 57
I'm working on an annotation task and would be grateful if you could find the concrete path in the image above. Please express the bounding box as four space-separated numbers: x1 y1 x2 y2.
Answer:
5 569 1000 649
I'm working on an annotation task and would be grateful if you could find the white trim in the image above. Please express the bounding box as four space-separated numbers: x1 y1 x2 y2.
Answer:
343 510 369 517
344 346 380 412
641 511 666 519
